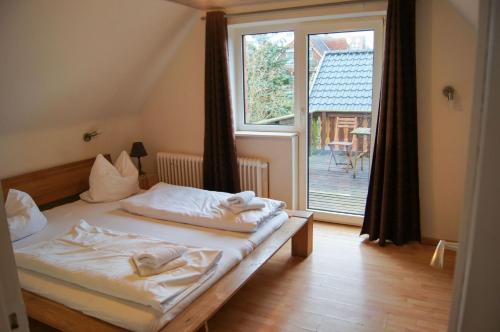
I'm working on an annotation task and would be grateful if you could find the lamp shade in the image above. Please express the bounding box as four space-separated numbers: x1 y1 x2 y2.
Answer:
130 142 148 158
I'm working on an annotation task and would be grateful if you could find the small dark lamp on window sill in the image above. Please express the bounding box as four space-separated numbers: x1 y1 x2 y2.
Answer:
130 142 148 175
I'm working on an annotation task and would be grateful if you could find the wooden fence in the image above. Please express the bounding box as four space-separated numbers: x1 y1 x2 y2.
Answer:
263 111 373 153
311 111 372 152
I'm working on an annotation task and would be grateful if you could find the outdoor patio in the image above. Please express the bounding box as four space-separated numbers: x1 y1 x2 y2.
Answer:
308 152 370 215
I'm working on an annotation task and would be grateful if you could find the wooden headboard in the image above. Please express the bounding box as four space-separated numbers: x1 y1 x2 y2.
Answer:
1 155 111 210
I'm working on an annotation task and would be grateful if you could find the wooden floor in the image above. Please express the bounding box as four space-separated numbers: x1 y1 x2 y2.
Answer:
309 153 370 216
208 222 455 332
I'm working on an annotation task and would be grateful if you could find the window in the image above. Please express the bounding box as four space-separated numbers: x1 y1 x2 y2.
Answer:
230 17 384 224
242 31 295 126
229 18 383 136
229 26 297 131
307 30 376 217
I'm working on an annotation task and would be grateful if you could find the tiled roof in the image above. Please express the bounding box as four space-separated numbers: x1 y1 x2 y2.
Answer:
309 50 373 113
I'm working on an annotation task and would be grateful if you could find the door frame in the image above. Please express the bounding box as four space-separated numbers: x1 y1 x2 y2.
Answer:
296 17 385 225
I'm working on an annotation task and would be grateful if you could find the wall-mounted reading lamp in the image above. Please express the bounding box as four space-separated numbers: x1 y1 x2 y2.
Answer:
443 85 455 101
83 130 101 142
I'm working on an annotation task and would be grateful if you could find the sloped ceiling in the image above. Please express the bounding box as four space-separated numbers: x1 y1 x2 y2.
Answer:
0 0 198 134
0 0 478 135
449 0 479 30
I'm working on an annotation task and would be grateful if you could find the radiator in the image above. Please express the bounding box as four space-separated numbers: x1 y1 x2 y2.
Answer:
157 152 269 197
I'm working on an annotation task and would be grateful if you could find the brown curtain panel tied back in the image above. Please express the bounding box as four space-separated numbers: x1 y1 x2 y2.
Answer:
203 11 241 193
361 0 421 245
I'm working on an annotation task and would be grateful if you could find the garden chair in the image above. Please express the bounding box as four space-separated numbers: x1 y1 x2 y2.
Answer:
327 117 357 171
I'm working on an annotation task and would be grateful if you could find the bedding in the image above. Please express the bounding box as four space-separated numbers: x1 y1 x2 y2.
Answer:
120 183 285 232
13 199 288 332
15 220 222 312
80 151 139 203
5 189 47 241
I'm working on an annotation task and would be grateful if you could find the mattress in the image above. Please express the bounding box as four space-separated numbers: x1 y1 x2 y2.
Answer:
13 199 288 332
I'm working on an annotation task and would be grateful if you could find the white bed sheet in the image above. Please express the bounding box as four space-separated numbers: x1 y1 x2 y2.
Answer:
14 199 288 332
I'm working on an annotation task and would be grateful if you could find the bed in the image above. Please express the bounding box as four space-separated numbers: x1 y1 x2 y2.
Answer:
2 155 313 332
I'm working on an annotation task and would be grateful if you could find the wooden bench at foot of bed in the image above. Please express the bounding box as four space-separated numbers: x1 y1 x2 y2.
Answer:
2 156 313 332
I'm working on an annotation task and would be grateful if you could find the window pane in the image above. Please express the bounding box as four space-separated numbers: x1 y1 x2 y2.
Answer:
307 30 375 216
243 31 294 125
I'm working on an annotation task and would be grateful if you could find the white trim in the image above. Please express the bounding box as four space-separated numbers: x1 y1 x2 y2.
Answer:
235 131 298 138
311 210 363 226
229 11 387 28
228 15 385 134
229 24 298 133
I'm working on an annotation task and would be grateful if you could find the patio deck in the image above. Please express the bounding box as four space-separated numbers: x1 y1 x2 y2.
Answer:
308 152 370 215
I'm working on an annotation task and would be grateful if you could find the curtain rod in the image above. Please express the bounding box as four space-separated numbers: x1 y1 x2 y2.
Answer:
200 0 382 20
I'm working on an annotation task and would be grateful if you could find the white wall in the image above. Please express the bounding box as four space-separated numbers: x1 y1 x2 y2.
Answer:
0 114 143 178
0 0 197 177
0 0 478 241
140 2 384 210
143 0 478 240
141 14 206 162
416 0 477 241
141 15 300 208
236 133 298 207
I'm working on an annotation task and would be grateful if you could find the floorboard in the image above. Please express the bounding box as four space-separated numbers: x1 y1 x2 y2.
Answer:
308 153 370 215
208 222 455 332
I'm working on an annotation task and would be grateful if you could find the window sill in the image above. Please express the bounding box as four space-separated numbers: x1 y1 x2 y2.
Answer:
235 131 298 138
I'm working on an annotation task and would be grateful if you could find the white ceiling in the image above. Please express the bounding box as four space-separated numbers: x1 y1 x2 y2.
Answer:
168 0 356 10
168 0 292 10
170 0 480 28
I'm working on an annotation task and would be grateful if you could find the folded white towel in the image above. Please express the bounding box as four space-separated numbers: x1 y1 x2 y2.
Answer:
222 197 266 214
226 191 255 207
134 246 187 269
132 256 188 277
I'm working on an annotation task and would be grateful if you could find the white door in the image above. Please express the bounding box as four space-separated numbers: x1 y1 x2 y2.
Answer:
227 16 384 223
0 190 29 332
297 18 384 225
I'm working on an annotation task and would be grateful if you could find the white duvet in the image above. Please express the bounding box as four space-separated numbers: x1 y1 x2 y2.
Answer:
14 220 221 313
120 183 285 232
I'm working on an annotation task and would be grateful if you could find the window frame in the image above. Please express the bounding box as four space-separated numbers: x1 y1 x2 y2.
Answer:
228 17 384 136
229 23 299 133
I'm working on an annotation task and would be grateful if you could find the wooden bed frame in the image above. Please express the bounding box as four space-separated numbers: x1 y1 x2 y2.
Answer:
2 156 313 332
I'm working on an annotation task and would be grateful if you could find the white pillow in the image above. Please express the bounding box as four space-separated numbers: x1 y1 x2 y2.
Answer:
80 151 139 203
5 189 47 242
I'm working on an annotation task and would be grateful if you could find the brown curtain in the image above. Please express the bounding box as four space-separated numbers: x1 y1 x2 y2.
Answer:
203 11 241 193
361 0 420 245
